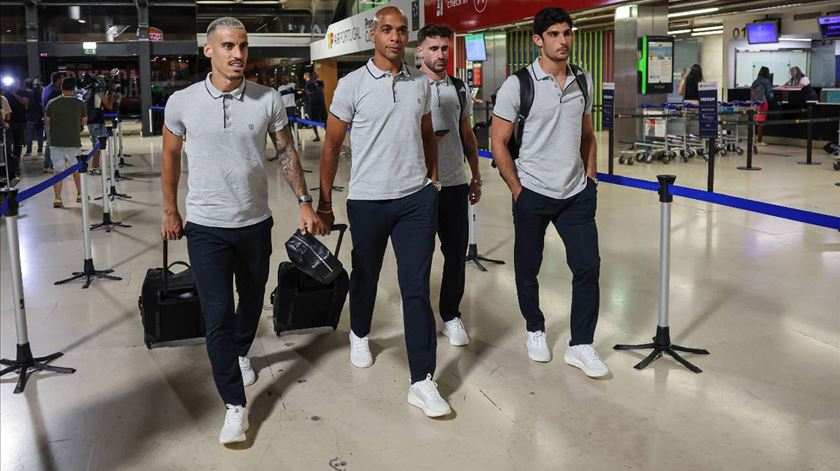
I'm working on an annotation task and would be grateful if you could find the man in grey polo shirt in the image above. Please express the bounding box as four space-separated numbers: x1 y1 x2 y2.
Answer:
417 23 483 347
491 7 609 378
161 17 323 445
317 6 451 418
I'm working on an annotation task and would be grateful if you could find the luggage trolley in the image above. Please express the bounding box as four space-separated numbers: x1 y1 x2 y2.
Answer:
717 101 751 157
619 104 679 165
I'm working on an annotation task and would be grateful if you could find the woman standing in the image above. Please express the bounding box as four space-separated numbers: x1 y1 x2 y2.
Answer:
679 64 703 103
750 66 775 146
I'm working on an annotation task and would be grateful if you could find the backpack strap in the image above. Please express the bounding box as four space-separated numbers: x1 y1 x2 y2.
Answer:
448 75 469 155
569 64 589 117
514 67 534 158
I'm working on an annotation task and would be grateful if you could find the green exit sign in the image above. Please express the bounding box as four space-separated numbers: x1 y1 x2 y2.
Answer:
83 42 97 55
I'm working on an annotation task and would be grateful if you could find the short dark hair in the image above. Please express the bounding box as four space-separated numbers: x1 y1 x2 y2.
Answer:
418 24 453 44
51 71 62 84
533 7 574 36
61 76 76 91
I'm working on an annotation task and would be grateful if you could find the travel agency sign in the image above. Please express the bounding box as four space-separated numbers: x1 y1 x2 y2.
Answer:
426 0 621 32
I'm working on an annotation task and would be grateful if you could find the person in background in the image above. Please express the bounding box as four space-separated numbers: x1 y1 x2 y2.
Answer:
786 66 818 101
41 72 63 173
23 79 45 164
750 66 774 147
679 64 703 103
267 75 300 160
3 80 28 180
44 76 85 208
1 93 12 185
303 71 326 142
85 76 112 175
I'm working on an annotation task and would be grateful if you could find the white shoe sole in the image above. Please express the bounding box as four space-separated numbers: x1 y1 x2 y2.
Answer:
528 352 551 363
351 358 373 368
242 374 256 387
564 353 608 378
442 331 469 347
407 391 451 418
220 424 249 444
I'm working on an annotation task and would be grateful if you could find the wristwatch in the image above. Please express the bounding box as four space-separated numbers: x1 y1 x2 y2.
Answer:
297 194 313 205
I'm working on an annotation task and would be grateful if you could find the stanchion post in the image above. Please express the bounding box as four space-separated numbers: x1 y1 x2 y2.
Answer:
798 104 821 165
116 116 133 166
613 175 710 373
55 156 122 288
293 118 300 148
111 125 133 181
91 142 131 232
148 108 153 135
608 127 615 175
738 108 761 171
0 188 76 393
707 137 715 192
465 203 505 271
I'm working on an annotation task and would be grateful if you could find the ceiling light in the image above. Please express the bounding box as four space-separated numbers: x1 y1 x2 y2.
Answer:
668 29 691 35
669 8 719 18
692 25 723 32
78 19 86 24
691 30 723 36
779 37 812 42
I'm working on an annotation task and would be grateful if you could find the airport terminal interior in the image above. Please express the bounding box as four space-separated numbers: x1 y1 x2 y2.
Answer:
1 0 839 470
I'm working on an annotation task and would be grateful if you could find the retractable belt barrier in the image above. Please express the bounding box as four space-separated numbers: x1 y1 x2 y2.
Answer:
475 150 840 230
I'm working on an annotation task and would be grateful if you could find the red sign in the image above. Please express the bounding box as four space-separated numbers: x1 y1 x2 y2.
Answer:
426 0 622 33
149 27 164 42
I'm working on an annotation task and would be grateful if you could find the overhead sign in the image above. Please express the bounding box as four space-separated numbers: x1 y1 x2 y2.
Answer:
149 27 164 42
312 0 425 61
426 0 622 33
83 42 97 55
698 82 718 138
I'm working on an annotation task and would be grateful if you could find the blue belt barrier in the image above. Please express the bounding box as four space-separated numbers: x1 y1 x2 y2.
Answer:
290 116 327 128
1 144 101 215
149 106 166 111
476 149 840 230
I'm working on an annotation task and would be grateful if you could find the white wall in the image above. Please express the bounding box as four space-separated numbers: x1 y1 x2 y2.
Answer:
700 35 724 97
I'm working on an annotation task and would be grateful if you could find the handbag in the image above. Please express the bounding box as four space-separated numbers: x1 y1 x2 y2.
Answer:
285 229 344 284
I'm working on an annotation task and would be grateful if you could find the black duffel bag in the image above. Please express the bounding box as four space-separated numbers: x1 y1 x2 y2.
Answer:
285 228 345 284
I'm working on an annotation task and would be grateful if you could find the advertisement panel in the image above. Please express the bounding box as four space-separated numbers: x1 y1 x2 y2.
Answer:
426 0 621 33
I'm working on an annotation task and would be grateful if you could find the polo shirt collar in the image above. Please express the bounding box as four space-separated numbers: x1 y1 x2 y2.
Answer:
531 58 576 81
366 58 411 79
204 73 246 100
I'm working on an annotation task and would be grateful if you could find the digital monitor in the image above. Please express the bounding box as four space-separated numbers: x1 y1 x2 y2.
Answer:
464 33 487 62
818 16 840 39
637 35 674 94
747 22 779 44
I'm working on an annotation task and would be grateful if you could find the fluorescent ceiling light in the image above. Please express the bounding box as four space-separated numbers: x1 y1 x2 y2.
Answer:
78 19 86 24
780 37 812 42
692 25 723 32
691 30 723 36
667 29 691 35
669 8 719 18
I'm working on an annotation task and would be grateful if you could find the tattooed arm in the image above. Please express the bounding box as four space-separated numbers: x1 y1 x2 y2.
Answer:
273 125 324 234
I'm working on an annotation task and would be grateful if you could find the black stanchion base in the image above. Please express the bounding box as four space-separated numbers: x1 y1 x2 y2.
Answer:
465 244 505 272
737 166 762 171
613 326 709 373
0 343 76 394
108 186 132 200
118 158 134 168
796 161 821 165
91 213 132 233
54 258 122 289
309 186 345 192
113 170 134 181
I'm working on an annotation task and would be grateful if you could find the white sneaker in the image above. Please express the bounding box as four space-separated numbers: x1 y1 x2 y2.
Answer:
219 404 249 444
407 374 451 418
527 331 551 362
239 356 256 386
441 318 470 346
349 331 373 368
565 341 610 378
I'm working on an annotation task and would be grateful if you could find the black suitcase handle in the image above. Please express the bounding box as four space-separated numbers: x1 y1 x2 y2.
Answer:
162 240 191 297
330 224 348 258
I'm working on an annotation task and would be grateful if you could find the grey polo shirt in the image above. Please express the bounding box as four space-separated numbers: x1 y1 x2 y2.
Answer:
428 75 472 187
494 59 593 200
164 74 288 228
330 59 432 201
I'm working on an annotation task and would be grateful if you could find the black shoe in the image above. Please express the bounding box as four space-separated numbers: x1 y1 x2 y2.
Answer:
313 137 321 142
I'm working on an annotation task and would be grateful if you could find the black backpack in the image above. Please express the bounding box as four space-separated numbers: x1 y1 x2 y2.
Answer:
505 64 589 161
86 92 104 123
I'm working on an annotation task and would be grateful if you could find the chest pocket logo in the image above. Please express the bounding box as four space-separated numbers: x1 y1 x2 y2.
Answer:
249 124 255 131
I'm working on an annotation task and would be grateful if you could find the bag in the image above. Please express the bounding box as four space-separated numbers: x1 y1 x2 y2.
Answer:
493 64 588 166
138 240 204 349
86 92 103 123
285 230 345 285
448 75 469 151
271 224 349 335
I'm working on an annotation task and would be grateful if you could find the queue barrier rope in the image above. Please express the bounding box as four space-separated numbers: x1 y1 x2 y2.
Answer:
475 150 840 230
1 144 101 215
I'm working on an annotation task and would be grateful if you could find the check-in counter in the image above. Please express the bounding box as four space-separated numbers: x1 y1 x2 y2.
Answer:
727 87 839 141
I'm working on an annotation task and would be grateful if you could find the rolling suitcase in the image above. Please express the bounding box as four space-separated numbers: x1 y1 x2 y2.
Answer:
270 224 349 335
138 240 205 348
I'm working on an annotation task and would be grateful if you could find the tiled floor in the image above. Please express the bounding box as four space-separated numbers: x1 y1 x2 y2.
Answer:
1 129 838 470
